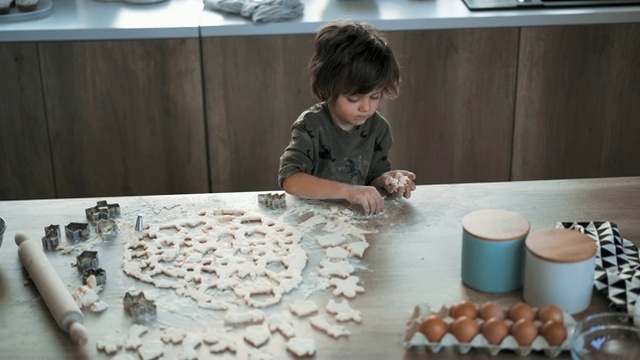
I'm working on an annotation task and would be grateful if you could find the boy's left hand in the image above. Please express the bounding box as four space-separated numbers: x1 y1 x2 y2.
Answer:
383 170 416 198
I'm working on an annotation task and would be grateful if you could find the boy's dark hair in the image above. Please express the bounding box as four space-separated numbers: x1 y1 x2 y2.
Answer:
309 20 400 103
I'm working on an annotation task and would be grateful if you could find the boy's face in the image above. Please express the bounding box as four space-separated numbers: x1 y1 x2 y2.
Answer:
329 89 382 132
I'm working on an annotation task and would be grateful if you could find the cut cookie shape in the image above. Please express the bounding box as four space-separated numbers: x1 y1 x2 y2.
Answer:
329 276 365 298
345 241 369 258
267 312 296 338
244 325 270 348
326 299 362 323
160 327 187 344
137 339 164 360
318 259 355 278
289 299 319 317
96 334 124 355
286 338 316 357
203 328 237 353
309 315 350 338
224 309 265 325
325 246 350 260
124 324 149 350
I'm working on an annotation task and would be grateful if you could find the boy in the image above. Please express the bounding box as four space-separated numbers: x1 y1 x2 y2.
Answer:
278 20 416 215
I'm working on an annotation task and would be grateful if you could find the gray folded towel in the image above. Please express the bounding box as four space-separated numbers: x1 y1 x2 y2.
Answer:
204 0 304 23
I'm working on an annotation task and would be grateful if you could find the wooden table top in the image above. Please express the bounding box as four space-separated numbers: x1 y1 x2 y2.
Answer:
0 176 638 359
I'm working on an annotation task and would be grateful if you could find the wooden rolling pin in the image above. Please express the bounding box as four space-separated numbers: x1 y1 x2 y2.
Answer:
15 233 88 345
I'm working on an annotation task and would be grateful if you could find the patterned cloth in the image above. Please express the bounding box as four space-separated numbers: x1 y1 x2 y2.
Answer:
204 0 304 23
557 221 640 315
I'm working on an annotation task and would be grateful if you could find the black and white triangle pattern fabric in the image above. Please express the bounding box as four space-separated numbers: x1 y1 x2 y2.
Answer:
557 221 640 315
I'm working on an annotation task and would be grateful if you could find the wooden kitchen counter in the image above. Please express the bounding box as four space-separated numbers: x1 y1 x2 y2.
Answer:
0 176 638 359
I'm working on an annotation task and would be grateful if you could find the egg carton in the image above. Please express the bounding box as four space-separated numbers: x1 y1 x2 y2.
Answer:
403 304 577 357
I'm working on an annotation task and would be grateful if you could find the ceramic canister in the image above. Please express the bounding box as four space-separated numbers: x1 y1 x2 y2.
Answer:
461 209 531 293
523 228 597 314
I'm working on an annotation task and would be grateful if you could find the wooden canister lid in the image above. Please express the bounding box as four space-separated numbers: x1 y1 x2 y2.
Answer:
526 228 597 263
462 209 530 242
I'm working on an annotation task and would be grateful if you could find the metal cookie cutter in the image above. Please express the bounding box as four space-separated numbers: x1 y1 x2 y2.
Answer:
76 250 99 273
65 222 90 241
96 219 118 240
42 224 61 251
123 291 157 321
85 200 120 223
82 267 107 287
257 192 286 209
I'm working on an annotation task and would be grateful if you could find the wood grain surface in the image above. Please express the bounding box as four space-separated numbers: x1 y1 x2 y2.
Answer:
381 28 519 185
202 34 317 192
513 23 640 180
38 39 208 198
0 177 637 359
0 42 55 200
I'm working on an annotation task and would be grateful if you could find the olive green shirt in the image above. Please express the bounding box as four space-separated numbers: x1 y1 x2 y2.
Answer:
278 102 393 187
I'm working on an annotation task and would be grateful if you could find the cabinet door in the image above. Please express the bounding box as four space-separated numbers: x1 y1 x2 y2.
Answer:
381 28 519 184
202 34 316 192
0 43 55 200
39 39 208 197
513 24 640 180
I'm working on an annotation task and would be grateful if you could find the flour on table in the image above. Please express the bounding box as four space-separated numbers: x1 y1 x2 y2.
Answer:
244 325 271 348
326 299 362 323
122 208 307 310
329 276 365 298
286 338 316 357
267 312 296 338
248 350 274 360
309 315 350 338
289 299 318 317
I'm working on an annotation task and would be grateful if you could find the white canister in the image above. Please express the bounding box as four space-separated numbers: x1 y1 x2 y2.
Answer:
523 228 597 314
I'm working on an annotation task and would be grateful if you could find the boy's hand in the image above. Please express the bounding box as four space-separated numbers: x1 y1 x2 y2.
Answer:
383 171 416 198
346 185 385 215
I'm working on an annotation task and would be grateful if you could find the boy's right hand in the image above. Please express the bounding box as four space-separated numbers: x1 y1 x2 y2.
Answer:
346 185 385 215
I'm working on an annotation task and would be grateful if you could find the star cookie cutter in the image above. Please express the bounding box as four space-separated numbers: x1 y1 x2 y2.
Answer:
83 267 107 287
85 200 120 223
65 222 90 241
77 250 99 273
257 192 286 209
123 291 157 321
42 224 61 251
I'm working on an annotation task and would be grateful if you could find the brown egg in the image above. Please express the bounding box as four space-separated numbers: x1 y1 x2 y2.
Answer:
450 300 478 319
540 320 567 346
450 315 479 343
419 315 448 342
537 305 564 324
479 301 505 320
511 318 538 346
508 302 535 322
481 317 509 345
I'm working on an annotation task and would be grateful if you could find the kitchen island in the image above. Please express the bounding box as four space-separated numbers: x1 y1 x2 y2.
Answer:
0 177 638 359
1 0 639 201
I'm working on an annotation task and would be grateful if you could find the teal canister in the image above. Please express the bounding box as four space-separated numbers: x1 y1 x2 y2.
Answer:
461 209 531 293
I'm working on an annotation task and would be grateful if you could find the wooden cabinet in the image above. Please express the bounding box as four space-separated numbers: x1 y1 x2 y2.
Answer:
37 39 209 198
0 43 55 200
512 23 640 180
1 23 638 200
201 34 317 192
382 28 519 184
